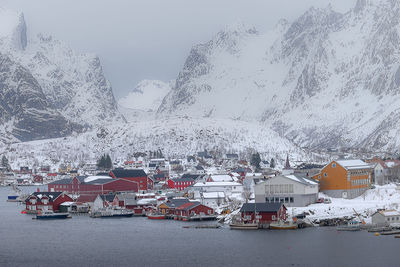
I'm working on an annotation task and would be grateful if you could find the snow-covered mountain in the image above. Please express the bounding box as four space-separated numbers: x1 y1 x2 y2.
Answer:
158 0 400 152
0 7 124 142
119 80 170 112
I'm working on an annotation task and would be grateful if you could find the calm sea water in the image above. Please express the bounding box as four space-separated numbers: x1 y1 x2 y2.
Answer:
0 186 398 267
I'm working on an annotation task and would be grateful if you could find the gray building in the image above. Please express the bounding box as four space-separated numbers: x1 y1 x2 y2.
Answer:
254 174 318 207
371 210 400 226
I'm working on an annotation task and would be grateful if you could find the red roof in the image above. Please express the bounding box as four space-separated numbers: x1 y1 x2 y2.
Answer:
176 202 198 210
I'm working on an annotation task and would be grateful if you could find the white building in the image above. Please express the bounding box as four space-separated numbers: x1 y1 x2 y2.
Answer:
206 174 235 182
190 181 243 199
201 192 226 207
254 174 318 207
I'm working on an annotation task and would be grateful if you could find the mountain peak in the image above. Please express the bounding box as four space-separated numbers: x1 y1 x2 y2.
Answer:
0 7 27 50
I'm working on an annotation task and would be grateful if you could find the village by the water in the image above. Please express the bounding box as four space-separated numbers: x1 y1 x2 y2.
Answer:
2 150 400 236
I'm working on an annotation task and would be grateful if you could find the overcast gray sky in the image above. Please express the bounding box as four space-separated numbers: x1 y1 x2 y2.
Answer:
0 0 356 99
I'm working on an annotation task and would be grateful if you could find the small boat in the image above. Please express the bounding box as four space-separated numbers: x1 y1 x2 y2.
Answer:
90 207 134 218
270 221 298 230
7 185 22 202
35 211 72 220
336 220 361 231
229 223 258 230
147 213 166 220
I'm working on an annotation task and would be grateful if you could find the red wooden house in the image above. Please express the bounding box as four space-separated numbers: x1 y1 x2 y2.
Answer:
174 202 214 219
109 169 152 191
48 176 139 194
158 198 191 215
25 192 73 213
239 203 287 224
167 177 195 191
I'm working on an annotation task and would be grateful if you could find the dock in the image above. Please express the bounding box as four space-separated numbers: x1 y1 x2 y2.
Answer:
378 230 400 235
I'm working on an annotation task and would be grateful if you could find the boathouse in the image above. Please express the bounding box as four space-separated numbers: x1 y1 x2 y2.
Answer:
48 175 139 194
174 201 215 220
239 203 287 224
25 192 73 213
158 198 191 215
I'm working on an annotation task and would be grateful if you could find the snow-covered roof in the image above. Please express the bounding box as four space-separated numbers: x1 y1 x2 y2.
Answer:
202 192 225 199
60 201 74 206
193 181 242 187
209 174 233 182
137 198 157 205
285 175 318 185
336 160 371 170
379 210 400 217
84 175 112 183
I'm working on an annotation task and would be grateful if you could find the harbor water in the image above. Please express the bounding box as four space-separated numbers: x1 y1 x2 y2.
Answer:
0 186 398 267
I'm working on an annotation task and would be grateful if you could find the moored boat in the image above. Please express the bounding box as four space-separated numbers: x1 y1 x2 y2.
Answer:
270 221 298 230
229 215 258 230
336 220 361 231
147 213 166 220
35 211 72 220
229 223 258 230
90 207 134 218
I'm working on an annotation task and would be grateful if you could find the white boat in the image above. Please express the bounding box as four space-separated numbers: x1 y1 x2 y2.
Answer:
336 220 361 231
270 221 298 230
90 207 134 218
229 215 258 230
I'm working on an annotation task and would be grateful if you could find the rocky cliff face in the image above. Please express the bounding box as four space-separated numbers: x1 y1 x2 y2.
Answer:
0 7 124 142
158 0 400 151
0 53 76 141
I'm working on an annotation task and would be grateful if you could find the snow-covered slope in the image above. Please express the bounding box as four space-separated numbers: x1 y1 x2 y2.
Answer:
0 7 124 142
1 117 311 166
119 80 170 112
158 0 400 152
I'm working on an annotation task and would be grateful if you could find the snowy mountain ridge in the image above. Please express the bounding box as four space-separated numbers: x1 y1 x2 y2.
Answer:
157 0 400 152
0 7 124 142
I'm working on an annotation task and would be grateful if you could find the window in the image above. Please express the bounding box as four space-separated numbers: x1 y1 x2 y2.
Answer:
285 197 289 203
275 197 279 203
265 197 269 203
324 173 327 177
284 184 288 193
289 185 294 193
280 197 285 203
387 218 390 221
290 197 294 203
332 163 336 168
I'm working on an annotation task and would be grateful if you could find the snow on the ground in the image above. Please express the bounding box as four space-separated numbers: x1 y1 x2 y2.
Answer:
288 184 400 223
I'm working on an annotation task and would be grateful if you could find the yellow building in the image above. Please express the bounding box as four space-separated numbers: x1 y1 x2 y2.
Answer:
312 159 373 199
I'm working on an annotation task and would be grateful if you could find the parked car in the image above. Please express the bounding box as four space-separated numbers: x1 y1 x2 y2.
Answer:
323 198 331 204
